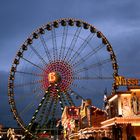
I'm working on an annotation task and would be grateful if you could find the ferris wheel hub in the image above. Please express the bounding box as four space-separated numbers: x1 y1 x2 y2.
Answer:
43 60 73 91
48 72 61 83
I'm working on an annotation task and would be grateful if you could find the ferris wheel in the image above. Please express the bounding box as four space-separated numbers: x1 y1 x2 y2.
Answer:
8 18 118 138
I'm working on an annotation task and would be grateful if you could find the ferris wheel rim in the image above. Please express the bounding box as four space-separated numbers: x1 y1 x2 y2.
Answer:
8 18 118 138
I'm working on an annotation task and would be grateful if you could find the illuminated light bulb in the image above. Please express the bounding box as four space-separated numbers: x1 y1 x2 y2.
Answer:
48 72 57 83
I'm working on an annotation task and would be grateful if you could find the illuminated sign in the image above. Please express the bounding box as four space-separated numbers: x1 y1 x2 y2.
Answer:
48 72 60 83
132 123 140 126
80 107 86 118
115 76 139 86
68 108 79 119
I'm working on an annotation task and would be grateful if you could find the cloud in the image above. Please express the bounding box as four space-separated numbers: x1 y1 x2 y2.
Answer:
1 0 140 41
0 71 17 127
1 0 140 127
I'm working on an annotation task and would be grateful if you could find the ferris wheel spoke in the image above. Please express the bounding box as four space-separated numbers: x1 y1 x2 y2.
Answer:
73 76 113 80
72 43 105 68
19 92 42 116
14 79 44 88
39 35 52 62
68 33 95 64
71 83 93 92
74 58 111 73
61 44 85 65
51 28 58 61
22 57 44 71
59 26 68 60
32 85 46 94
20 89 42 121
69 88 84 100
16 70 43 77
30 45 47 65
16 87 44 105
64 91 75 106
64 27 82 61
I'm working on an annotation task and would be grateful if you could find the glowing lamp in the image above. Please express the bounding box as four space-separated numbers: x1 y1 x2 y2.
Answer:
131 123 140 126
48 72 61 83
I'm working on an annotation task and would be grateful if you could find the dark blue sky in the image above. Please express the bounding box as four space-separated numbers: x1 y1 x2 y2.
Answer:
0 0 140 127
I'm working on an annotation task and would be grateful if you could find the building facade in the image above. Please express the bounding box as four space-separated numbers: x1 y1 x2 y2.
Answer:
61 100 108 140
61 87 140 139
102 86 140 140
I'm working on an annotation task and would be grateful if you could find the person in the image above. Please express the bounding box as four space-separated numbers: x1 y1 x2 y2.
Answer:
131 93 138 115
129 135 137 140
121 97 131 116
102 137 111 140
88 136 95 140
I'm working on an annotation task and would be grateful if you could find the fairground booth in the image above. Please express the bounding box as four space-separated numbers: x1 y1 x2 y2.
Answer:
61 100 108 140
61 76 140 140
101 76 140 140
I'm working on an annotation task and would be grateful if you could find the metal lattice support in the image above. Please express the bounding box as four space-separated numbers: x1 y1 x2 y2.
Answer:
27 91 49 130
41 97 54 129
60 92 68 106
35 92 51 132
